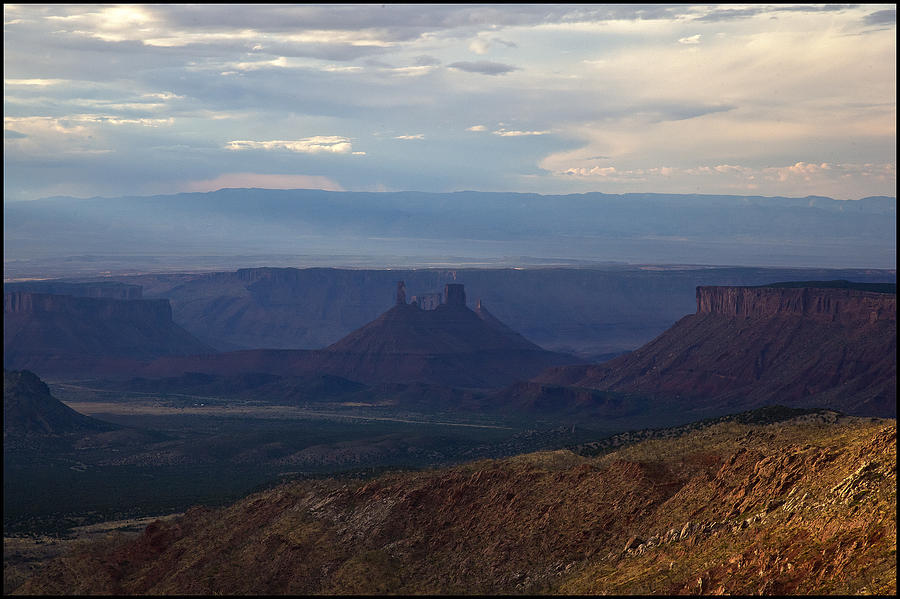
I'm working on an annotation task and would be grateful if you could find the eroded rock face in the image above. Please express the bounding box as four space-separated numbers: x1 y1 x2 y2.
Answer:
5 292 171 321
3 281 143 300
16 418 896 595
696 286 896 324
4 292 213 375
531 285 897 418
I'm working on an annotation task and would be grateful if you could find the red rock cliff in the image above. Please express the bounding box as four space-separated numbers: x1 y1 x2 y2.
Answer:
696 286 896 324
5 291 172 321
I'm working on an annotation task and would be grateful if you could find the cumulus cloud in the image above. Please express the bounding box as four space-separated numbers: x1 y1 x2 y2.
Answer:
447 61 518 75
225 137 356 154
3 4 895 201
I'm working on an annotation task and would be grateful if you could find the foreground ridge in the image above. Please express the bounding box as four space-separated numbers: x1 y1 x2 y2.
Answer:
17 413 896 595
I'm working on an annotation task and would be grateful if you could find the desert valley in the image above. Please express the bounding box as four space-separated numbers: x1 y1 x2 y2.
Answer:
4 3 896 595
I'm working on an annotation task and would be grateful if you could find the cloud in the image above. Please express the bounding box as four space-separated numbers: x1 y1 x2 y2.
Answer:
693 4 853 23
182 172 344 192
554 161 897 194
4 78 68 86
386 65 437 77
394 134 424 140
492 128 549 137
863 9 896 26
414 55 441 66
4 130 28 139
447 61 518 75
225 137 357 154
469 36 519 55
3 4 896 201
228 57 289 71
469 38 490 55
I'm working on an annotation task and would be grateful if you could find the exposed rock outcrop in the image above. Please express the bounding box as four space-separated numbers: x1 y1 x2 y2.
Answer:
3 369 118 436
696 285 896 324
16 416 896 595
3 281 143 300
530 283 897 418
4 292 214 376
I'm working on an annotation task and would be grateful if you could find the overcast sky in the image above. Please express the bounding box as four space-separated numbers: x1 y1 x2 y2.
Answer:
3 4 896 201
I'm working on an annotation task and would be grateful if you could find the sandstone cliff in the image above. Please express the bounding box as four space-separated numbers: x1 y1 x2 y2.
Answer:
531 284 897 418
3 281 143 300
696 285 896 324
3 292 213 376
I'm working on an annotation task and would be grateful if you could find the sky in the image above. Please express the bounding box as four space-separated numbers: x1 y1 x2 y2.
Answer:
3 3 896 202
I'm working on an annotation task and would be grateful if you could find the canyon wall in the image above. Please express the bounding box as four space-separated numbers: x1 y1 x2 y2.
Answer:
4 292 213 375
696 286 896 324
5 292 171 322
4 281 143 300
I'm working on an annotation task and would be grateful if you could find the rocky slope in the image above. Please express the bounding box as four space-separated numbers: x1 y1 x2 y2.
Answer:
530 284 896 418
15 413 896 595
3 292 214 377
3 370 117 437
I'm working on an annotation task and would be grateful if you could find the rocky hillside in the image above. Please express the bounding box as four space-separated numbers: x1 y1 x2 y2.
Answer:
532 284 897 418
15 413 896 595
3 370 117 437
3 292 214 377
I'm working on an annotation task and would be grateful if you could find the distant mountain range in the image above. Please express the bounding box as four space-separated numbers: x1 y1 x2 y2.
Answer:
4 189 896 269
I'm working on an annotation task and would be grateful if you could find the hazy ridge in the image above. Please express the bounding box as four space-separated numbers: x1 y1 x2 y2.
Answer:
4 189 896 271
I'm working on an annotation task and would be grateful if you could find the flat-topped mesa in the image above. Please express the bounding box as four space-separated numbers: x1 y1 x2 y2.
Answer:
696 285 896 324
3 281 143 300
4 291 172 321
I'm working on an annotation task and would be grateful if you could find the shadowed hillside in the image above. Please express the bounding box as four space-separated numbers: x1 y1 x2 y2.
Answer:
15 413 895 595
3 370 117 437
528 284 897 419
